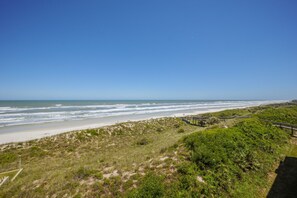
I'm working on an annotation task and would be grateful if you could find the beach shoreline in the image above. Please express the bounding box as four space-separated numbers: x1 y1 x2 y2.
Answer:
0 102 283 145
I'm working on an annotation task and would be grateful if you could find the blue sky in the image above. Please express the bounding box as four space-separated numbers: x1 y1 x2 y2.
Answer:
0 0 296 100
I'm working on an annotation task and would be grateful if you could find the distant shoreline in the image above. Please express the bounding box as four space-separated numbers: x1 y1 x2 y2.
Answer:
0 101 286 145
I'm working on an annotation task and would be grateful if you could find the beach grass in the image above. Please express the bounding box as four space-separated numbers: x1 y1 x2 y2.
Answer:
0 118 201 197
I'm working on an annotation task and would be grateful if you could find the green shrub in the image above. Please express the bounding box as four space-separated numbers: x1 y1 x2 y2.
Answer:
86 129 99 136
256 106 297 125
127 173 165 198
177 162 197 175
179 118 289 196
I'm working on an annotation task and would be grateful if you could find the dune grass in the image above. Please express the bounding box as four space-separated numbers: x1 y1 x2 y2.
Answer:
0 118 201 197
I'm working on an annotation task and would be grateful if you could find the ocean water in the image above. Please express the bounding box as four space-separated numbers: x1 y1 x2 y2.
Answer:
0 100 284 128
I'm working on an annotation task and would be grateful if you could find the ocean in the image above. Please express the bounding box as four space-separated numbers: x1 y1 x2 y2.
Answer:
0 100 284 128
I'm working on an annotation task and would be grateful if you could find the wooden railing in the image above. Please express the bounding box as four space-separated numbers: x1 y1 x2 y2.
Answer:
271 122 297 137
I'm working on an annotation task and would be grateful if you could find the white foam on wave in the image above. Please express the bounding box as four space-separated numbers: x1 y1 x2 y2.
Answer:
0 100 287 127
0 101 251 119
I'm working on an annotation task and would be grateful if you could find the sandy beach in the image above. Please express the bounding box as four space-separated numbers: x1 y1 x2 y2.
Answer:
0 101 284 145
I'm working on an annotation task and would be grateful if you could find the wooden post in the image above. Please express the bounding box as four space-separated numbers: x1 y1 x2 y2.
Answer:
292 127 294 136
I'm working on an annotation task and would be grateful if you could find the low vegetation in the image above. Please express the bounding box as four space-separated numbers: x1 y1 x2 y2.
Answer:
255 105 297 125
0 103 296 197
0 118 200 197
178 119 288 196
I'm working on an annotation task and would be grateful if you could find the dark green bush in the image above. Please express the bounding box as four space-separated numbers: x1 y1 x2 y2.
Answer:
179 118 288 196
127 173 165 198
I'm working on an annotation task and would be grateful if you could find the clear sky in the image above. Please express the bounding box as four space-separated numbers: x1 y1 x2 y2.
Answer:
0 0 296 100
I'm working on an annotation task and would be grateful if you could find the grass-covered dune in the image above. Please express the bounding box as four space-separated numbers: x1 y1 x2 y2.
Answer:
0 103 297 197
131 118 288 197
255 105 297 125
0 118 200 197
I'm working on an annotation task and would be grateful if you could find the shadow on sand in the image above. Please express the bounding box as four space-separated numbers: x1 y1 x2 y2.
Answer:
267 157 297 198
